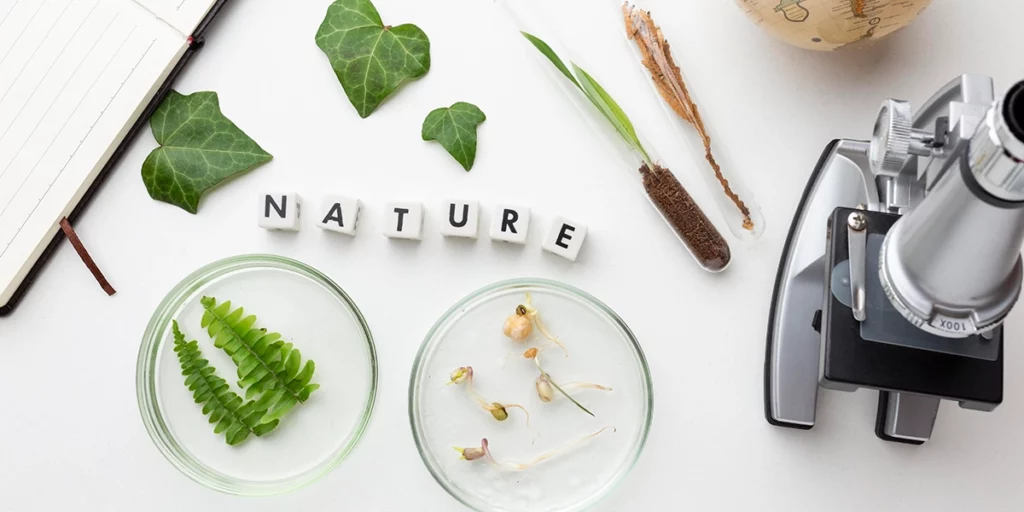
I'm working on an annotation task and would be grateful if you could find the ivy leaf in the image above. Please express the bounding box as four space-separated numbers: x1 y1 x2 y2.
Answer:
421 102 486 171
142 90 272 214
315 0 431 118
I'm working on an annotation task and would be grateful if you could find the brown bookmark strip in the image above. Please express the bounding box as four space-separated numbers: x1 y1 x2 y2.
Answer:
59 217 116 296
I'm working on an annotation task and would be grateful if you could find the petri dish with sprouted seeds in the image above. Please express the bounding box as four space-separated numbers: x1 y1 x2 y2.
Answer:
410 279 653 512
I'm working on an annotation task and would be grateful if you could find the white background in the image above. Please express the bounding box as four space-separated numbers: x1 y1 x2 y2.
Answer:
3 0 1024 510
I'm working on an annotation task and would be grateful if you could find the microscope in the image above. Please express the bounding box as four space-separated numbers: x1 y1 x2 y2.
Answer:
765 75 1024 444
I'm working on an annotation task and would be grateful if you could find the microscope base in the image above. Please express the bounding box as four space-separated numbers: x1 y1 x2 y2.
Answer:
765 137 1004 446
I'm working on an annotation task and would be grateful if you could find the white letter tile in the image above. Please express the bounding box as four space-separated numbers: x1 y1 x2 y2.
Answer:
489 204 530 244
258 193 301 231
317 195 361 236
542 216 587 261
441 200 479 238
384 201 423 240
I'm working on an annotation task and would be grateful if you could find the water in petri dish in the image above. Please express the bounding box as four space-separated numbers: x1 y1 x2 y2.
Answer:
155 266 373 484
413 283 651 512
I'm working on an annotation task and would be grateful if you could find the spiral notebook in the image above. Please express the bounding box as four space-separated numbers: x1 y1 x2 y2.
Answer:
0 0 228 316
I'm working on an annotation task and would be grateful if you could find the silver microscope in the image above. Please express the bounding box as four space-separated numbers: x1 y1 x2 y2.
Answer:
765 75 1024 444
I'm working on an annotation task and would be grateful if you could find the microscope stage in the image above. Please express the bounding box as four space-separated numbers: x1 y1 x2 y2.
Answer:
821 208 1003 411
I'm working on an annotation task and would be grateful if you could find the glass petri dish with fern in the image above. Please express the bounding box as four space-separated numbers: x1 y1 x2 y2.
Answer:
137 254 377 496
410 278 653 512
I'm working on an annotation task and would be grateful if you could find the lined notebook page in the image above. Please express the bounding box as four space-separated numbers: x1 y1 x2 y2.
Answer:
0 0 201 306
135 0 219 36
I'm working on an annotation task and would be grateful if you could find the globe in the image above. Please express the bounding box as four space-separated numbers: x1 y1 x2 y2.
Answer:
736 0 933 51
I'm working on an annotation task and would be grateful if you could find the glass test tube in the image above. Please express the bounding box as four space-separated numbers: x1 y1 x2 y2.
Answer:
497 0 732 272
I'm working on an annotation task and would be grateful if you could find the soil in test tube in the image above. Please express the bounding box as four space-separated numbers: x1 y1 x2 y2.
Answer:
640 163 731 271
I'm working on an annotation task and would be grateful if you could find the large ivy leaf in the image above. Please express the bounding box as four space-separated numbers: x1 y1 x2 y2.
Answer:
421 102 486 171
142 90 272 214
315 0 431 118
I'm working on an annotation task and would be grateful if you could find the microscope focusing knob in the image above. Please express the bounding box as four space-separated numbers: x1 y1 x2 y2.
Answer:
870 99 915 176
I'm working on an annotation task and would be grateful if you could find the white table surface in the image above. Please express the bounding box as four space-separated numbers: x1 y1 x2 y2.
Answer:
4 0 1024 510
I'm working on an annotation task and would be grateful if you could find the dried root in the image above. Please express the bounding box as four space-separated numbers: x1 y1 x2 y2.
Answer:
622 3 753 231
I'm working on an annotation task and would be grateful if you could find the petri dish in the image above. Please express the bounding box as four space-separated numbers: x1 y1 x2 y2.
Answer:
410 278 653 512
137 254 377 496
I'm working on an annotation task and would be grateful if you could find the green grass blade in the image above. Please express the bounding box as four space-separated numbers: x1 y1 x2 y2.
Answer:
520 31 580 90
544 372 594 417
571 63 652 164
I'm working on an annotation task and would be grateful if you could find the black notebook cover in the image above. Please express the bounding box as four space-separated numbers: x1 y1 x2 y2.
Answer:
0 0 230 317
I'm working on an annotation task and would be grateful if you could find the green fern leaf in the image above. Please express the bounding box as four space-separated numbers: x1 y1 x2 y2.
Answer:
172 321 279 445
199 297 319 420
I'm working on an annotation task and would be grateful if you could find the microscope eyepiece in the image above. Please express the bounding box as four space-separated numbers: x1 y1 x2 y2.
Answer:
1003 80 1024 142
969 80 1024 203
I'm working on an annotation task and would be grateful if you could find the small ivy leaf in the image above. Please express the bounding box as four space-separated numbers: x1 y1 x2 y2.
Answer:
315 0 431 118
421 102 486 171
142 91 272 214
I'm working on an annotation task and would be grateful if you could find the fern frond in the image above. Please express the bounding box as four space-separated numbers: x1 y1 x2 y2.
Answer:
172 321 279 445
199 297 320 420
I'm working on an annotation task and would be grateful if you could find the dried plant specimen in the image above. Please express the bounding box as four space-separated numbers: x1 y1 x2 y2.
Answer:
623 4 754 232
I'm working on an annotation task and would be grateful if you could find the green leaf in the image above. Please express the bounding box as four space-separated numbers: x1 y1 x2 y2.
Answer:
252 420 280 437
519 32 651 165
571 64 651 164
142 91 273 214
171 321 277 446
520 31 580 90
315 0 431 118
421 102 486 171
199 296 319 424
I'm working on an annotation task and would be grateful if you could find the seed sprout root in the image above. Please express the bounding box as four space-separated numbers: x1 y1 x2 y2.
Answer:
524 352 607 417
449 365 535 433
504 293 568 356
456 426 616 471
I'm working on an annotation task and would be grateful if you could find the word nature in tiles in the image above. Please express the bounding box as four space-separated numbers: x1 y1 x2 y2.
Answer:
257 194 588 261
